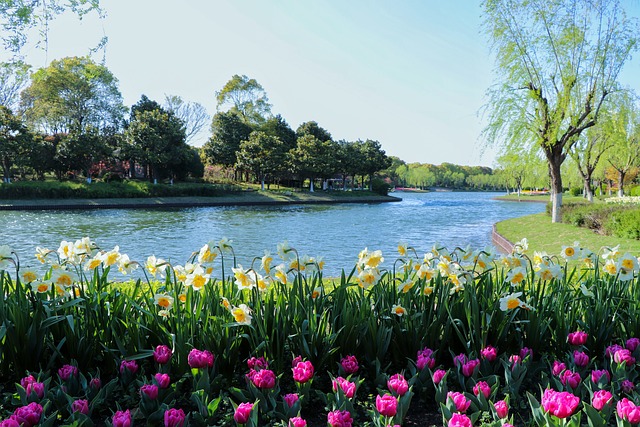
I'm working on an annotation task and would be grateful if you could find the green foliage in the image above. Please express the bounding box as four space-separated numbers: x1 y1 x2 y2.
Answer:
604 209 640 240
370 177 390 196
203 111 253 168
215 74 272 125
569 187 582 197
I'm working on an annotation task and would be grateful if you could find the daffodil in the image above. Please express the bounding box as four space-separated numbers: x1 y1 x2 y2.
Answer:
261 251 273 273
604 259 618 275
197 243 217 264
73 237 95 258
186 265 210 291
500 292 524 311
32 281 51 293
57 240 77 262
312 286 322 299
418 264 435 281
506 267 527 285
602 245 620 260
51 269 76 287
178 293 187 303
560 242 580 261
277 241 295 261
84 255 103 271
0 245 13 270
232 265 254 290
274 264 288 284
118 254 138 275
423 286 434 295
398 242 408 257
619 253 639 272
397 279 415 294
513 238 528 254
173 265 188 282
437 258 452 276
449 273 466 293
232 304 252 325
20 269 38 283
221 297 232 311
154 293 174 310
218 237 233 253
35 246 51 264
103 246 121 267
365 250 384 268
357 267 379 288
535 265 555 281
391 304 407 316
158 310 170 319
257 274 271 292
533 251 549 267
145 255 167 278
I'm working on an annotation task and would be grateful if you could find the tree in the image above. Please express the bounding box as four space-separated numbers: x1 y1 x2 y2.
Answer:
21 56 126 135
236 131 287 190
55 129 109 181
125 108 187 182
358 139 391 191
296 121 332 143
335 140 364 190
482 0 639 222
0 60 30 110
0 0 103 55
216 75 271 125
164 95 210 143
568 122 613 202
260 114 297 150
603 92 640 197
0 105 30 181
291 135 338 192
203 111 253 172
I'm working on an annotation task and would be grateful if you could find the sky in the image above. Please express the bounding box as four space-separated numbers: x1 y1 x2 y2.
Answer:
15 1 640 168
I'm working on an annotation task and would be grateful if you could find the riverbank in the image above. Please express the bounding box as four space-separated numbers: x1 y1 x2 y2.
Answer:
0 190 401 210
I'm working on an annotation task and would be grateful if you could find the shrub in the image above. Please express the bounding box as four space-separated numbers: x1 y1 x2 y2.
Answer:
604 208 640 240
630 185 640 197
371 177 390 196
569 186 582 197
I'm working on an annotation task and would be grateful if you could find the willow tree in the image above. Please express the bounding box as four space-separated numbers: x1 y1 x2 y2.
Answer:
482 0 639 222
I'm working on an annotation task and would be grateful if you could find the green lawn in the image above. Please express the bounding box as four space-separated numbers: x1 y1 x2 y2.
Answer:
496 212 640 255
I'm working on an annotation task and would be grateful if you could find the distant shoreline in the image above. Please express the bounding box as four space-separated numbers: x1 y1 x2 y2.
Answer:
0 192 402 211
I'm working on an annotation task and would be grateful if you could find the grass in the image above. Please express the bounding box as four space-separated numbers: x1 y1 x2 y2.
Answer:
495 193 589 203
496 212 640 254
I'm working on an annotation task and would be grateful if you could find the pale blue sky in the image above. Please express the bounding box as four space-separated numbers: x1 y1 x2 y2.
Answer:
19 1 640 167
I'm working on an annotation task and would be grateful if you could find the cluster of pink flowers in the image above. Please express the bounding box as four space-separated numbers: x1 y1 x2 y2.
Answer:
247 367 276 389
617 398 640 423
327 409 353 427
540 389 580 419
7 402 43 427
332 377 356 398
21 375 44 400
447 392 471 413
416 347 436 370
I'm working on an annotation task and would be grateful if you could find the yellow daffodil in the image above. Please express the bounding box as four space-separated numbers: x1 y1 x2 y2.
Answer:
218 237 233 253
257 275 270 292
51 269 76 287
118 254 138 275
197 243 217 264
154 293 174 309
232 304 252 325
418 264 435 281
20 269 38 283
35 246 50 264
178 293 187 303
619 253 639 272
506 267 527 285
145 255 167 278
437 258 452 276
500 292 524 311
73 237 95 258
312 286 322 299
560 242 580 261
365 250 384 268
536 265 555 281
397 279 415 294
391 304 407 316
84 255 103 271
186 265 210 291
533 251 549 267
158 309 170 319
103 246 121 267
604 259 618 275
173 265 188 283
274 264 288 284
277 241 295 261
602 245 620 260
423 286 434 295
32 281 51 293
449 274 466 294
232 265 255 290
221 297 232 311
261 251 273 274
357 267 379 288
398 242 408 257
513 238 528 254
57 240 76 261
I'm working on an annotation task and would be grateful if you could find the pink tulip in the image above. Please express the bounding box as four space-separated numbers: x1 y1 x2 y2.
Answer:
283 393 299 407
481 346 498 362
614 349 636 366
140 384 158 400
592 390 613 411
89 377 102 390
247 356 268 370
332 377 356 399
20 375 36 389
453 353 468 367
622 380 635 393
340 355 359 374
433 369 447 385
288 417 307 427
376 394 398 417
520 347 533 359
448 413 472 427
494 399 508 418
0 419 20 427
416 347 436 370
573 351 589 367
112 409 131 427
567 331 588 346
606 344 623 358
387 373 409 396
120 360 139 375
234 402 254 424
591 369 610 384
188 348 214 369
164 408 185 427
72 399 89 415
291 355 303 368
462 359 480 377
10 403 43 427
627 338 640 352
250 369 276 389
473 381 491 399
447 391 471 413
58 364 78 381
617 398 640 424
292 360 314 383
327 409 353 427
25 382 44 399
560 370 581 389
552 360 566 376
540 389 580 419
155 373 171 389
153 345 172 365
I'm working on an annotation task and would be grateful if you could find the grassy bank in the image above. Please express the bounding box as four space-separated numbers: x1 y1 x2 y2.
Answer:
496 212 640 254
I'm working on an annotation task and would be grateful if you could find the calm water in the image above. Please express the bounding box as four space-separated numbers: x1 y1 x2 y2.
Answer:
0 192 544 276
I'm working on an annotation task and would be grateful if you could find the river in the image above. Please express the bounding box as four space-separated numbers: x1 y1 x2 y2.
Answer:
0 191 545 277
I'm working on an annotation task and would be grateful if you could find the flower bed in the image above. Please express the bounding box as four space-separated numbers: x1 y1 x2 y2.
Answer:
1 238 640 426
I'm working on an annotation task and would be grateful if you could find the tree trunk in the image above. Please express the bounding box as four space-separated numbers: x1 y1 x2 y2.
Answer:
547 151 564 223
309 178 314 192
618 171 626 197
584 179 594 202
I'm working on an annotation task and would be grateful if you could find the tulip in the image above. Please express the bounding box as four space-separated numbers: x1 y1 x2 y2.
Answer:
387 373 409 396
567 331 588 346
376 394 398 417
627 337 640 352
120 360 139 375
20 375 36 389
606 344 623 358
288 417 307 427
283 393 299 407
453 353 468 367
25 382 44 399
292 360 314 383
11 402 43 427
155 373 171 389
473 381 491 399
247 356 268 370
234 402 253 424
448 413 472 427
540 389 580 419
140 384 159 400
332 377 356 398
447 392 471 413
614 349 636 366
622 380 635 393
89 377 102 390
433 369 447 385
494 399 508 418
327 409 353 427
72 399 89 415
340 355 359 374
0 419 20 427
573 351 589 367
188 348 214 369
520 347 533 359
58 364 78 381
590 369 610 384
592 390 613 411
112 409 131 427
153 345 173 365
481 345 498 362
617 398 640 424
164 408 186 427
552 361 566 376
560 370 581 389
462 359 479 377
250 369 276 389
